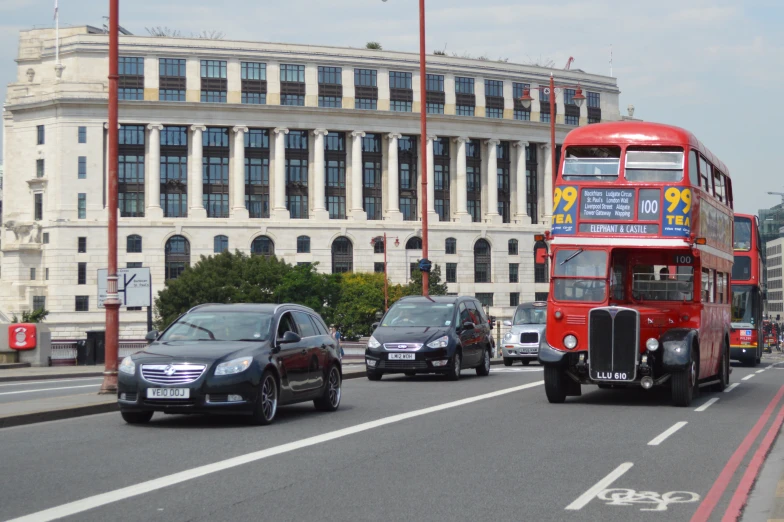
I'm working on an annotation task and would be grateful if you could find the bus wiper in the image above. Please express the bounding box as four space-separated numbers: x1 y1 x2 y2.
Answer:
560 249 584 266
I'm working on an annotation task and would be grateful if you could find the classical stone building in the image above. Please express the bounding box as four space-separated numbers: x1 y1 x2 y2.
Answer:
1 25 621 340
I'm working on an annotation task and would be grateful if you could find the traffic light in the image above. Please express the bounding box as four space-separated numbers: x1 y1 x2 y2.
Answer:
489 315 496 329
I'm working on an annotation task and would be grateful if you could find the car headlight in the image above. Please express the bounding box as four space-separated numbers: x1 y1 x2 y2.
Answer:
564 335 578 350
646 338 660 352
427 335 450 349
367 336 381 349
215 356 253 376
504 333 514 341
119 356 135 376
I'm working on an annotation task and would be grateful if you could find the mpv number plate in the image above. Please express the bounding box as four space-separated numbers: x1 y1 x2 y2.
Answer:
147 388 190 399
388 353 415 360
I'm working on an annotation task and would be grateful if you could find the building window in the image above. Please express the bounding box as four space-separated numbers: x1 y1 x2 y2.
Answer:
119 125 145 217
485 79 504 119
362 133 383 220
332 237 353 273
534 241 549 283
297 235 311 253
78 262 87 285
78 237 87 253
476 293 494 307
241 62 267 104
245 130 270 218
433 137 450 221
406 237 423 250
78 126 87 144
33 296 46 311
497 142 511 223
34 193 43 220
165 235 190 280
467 139 481 222
161 126 188 218
159 58 186 101
119 57 144 100
539 84 554 123
325 132 347 219
410 262 420 281
565 114 579 126
127 234 142 253
587 91 601 123
200 60 227 103
77 156 87 179
509 263 519 283
75 296 89 312
445 237 456 255
318 66 342 108
45 268 49 280
251 235 275 257
399 136 418 221
474 239 491 283
36 159 44 178
78 193 86 219
535 292 549 302
43 232 49 244
510 292 520 307
285 130 309 219
508 239 519 255
455 77 475 116
355 69 378 110
375 262 385 273
30 267 36 281
37 125 45 145
513 82 531 121
373 239 385 254
389 71 413 112
446 263 457 283
426 74 445 114
280 64 305 106
214 235 229 253
526 145 538 224
203 128 230 218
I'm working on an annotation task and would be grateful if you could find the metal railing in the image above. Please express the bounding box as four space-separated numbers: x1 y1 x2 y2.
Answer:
51 340 147 365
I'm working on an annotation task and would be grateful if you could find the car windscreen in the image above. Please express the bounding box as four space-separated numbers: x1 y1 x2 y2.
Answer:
381 302 455 327
513 307 547 325
159 312 273 342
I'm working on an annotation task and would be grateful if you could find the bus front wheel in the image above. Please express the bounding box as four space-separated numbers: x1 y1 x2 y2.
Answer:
544 366 568 404
672 345 698 407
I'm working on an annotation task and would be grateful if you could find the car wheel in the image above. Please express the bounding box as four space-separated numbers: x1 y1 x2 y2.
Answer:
544 366 568 404
522 359 531 366
672 345 697 407
503 357 513 367
121 411 153 424
713 342 730 392
446 352 462 381
250 370 279 425
476 349 491 376
367 369 383 381
314 366 342 412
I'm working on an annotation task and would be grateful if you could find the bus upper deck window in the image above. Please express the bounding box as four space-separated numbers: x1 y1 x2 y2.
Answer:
624 147 684 182
561 146 620 180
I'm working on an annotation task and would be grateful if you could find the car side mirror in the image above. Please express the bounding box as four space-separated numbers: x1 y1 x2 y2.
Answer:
372 322 380 330
145 330 159 342
279 331 301 345
503 320 512 326
462 321 475 330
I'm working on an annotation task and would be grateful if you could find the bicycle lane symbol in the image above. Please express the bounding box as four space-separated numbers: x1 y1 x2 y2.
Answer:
598 488 700 512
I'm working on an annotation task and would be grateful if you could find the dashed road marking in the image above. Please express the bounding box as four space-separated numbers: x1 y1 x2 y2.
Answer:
742 374 755 381
695 398 719 412
648 421 688 446
0 384 100 396
756 369 766 374
565 462 634 510
0 378 103 388
725 383 740 393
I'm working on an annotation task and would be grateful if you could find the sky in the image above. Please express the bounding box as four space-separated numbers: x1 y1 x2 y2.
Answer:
1 0 782 214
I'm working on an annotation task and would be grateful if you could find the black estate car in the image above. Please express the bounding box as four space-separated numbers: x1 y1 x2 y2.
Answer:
365 296 493 380
118 303 342 425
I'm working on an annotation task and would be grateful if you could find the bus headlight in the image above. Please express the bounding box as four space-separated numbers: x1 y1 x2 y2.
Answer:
646 338 660 352
564 335 578 350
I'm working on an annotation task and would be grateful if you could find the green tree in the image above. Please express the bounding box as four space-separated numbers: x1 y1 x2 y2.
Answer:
11 308 49 323
366 41 382 50
401 263 448 297
331 272 386 340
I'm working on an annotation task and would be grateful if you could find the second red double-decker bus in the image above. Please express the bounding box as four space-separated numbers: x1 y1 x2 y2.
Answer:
730 214 763 365
538 121 734 407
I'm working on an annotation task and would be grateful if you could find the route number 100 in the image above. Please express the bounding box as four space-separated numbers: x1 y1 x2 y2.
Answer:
673 255 693 264
640 200 658 214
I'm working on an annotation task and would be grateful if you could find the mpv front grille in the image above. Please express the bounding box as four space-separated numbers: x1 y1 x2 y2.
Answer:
520 333 539 344
383 343 423 351
141 364 207 385
378 361 428 370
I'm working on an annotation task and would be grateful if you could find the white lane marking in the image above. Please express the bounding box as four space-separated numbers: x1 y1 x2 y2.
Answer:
742 374 755 381
756 369 765 374
647 421 688 446
0 378 104 388
725 383 740 393
8 380 544 522
694 398 719 412
0 384 100 397
565 462 634 510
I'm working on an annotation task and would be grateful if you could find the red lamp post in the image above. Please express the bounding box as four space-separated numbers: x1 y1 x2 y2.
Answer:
371 235 399 312
518 73 585 199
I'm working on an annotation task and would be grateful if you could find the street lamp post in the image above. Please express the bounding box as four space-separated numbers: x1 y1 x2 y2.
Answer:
371 234 399 311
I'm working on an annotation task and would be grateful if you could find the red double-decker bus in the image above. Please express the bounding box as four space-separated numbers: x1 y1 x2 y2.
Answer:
538 121 734 407
730 214 763 365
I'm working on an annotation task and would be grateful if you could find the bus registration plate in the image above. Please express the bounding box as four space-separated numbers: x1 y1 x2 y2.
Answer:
594 372 628 381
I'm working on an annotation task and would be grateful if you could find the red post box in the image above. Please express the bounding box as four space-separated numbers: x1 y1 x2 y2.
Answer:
9 324 37 350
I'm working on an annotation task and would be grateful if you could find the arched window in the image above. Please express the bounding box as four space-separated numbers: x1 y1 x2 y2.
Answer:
165 235 190 280
474 239 491 283
297 235 311 254
214 235 228 253
373 237 385 254
251 235 275 257
406 237 423 250
126 234 142 253
508 239 519 256
445 237 456 255
534 240 549 283
332 237 353 274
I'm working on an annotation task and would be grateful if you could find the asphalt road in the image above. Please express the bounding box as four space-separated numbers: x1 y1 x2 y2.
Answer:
0 377 104 405
1 358 782 522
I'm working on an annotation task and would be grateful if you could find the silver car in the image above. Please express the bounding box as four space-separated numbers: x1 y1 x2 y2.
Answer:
501 301 547 366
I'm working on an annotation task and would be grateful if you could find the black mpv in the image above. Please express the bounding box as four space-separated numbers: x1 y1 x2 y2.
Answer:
365 296 493 381
118 303 342 425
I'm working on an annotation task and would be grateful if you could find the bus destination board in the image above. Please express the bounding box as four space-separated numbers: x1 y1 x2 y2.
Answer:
580 188 635 221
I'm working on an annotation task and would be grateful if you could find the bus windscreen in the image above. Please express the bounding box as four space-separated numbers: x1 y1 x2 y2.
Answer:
733 216 752 251
624 148 684 182
732 256 751 280
562 146 620 180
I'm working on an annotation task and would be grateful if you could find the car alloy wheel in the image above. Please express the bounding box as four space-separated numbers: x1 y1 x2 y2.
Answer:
260 374 278 422
328 367 341 408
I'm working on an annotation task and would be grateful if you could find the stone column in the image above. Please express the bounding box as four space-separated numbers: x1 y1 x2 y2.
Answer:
232 126 249 219
385 133 403 221
454 136 471 223
426 135 439 222
272 127 290 220
350 131 367 220
312 129 329 220
543 143 553 224
485 139 502 224
514 141 529 222
146 124 163 219
189 125 207 218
